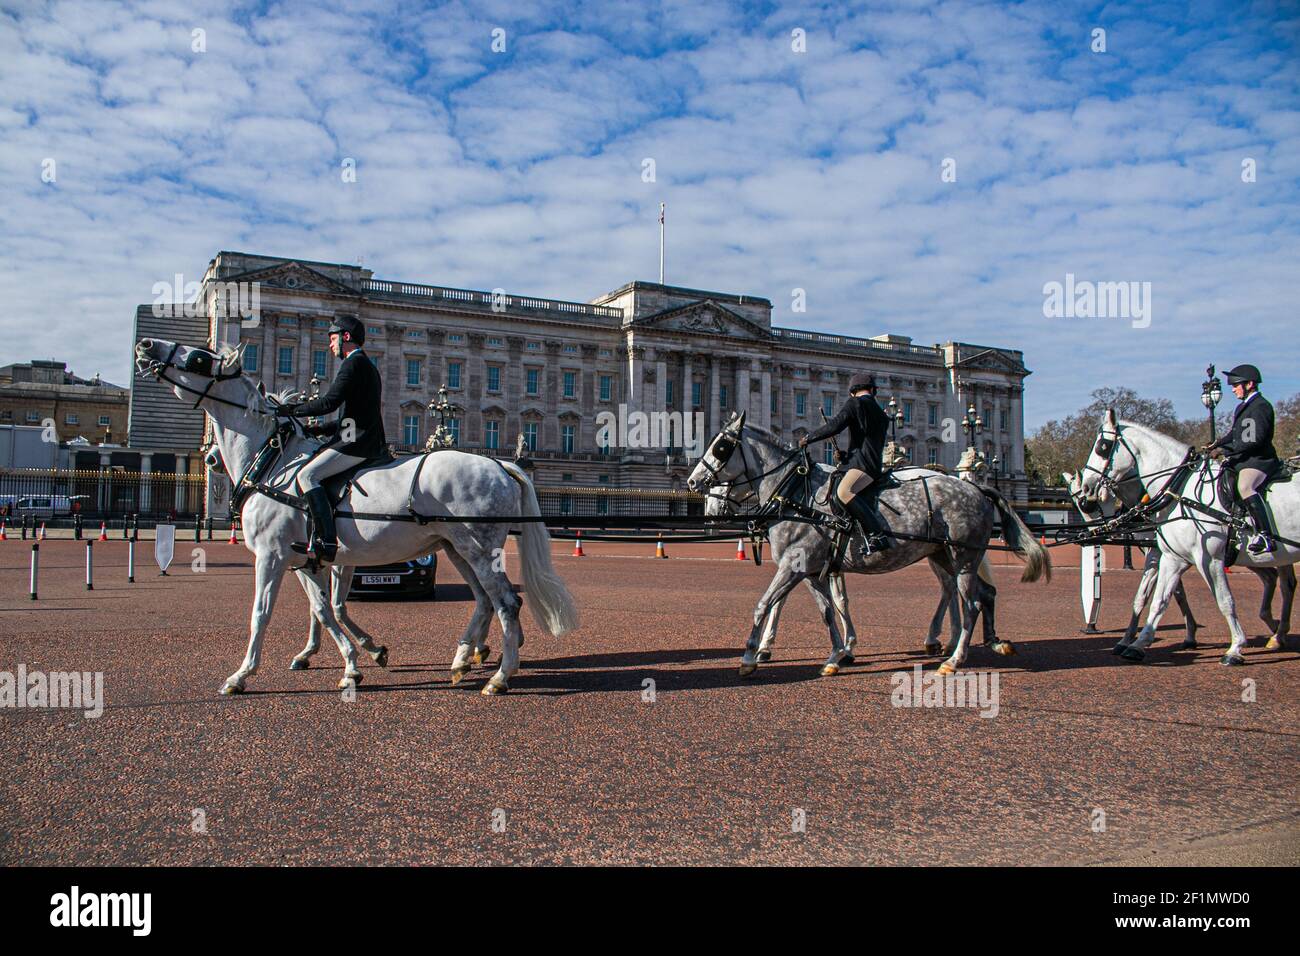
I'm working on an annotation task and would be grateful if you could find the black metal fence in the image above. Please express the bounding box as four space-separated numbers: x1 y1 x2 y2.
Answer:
0 468 207 521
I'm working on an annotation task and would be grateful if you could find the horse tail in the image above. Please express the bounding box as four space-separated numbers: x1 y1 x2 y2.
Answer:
979 486 1051 583
499 462 580 637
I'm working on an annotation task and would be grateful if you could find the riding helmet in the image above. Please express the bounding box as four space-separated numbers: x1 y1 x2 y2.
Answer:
328 314 365 345
848 373 877 393
1224 364 1262 386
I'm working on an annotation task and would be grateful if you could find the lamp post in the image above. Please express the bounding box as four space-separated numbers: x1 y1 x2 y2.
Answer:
961 402 983 448
886 396 904 443
1200 364 1222 443
990 454 1000 490
425 384 461 450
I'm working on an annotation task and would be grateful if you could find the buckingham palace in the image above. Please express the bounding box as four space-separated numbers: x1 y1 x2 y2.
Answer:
129 251 1031 505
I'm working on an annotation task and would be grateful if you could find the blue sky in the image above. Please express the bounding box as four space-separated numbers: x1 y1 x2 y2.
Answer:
1 0 1297 428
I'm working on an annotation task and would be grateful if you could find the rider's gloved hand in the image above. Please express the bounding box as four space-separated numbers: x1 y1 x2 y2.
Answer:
274 403 298 419
798 435 809 448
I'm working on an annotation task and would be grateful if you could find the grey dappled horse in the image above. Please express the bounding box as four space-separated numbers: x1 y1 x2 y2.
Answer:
137 339 578 695
709 468 1005 665
1076 411 1298 665
687 412 1049 676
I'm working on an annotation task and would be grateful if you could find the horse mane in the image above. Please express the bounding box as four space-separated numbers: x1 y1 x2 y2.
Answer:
743 422 793 452
1116 419 1191 458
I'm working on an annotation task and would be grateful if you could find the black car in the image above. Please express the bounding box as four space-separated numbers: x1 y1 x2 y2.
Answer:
349 553 437 599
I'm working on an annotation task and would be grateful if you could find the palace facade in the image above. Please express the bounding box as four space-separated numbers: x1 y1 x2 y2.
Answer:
129 251 1031 506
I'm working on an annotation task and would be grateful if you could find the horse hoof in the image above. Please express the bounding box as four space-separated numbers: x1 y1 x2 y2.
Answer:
1265 637 1283 651
738 663 757 678
991 641 1015 656
471 645 491 667
820 663 839 677
220 681 243 696
1181 639 1198 650
374 647 389 668
450 666 471 686
936 661 956 676
481 678 509 696
1221 653 1246 666
924 643 943 657
756 650 771 663
1120 648 1145 663
338 674 361 690
289 658 309 670
842 653 855 666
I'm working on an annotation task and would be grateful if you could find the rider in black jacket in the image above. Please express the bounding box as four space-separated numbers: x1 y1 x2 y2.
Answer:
1205 363 1280 554
277 315 386 561
799 373 893 555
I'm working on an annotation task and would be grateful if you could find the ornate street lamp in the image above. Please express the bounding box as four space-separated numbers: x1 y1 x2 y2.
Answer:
961 402 983 448
1200 364 1222 443
425 384 462 450
886 396 904 443
990 454 1000 488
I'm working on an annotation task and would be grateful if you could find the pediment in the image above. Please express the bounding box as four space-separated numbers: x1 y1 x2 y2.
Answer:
220 261 360 297
637 300 768 340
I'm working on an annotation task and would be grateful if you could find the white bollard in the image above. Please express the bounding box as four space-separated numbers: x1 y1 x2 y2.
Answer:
1080 544 1103 633
127 539 135 583
29 543 38 600
85 539 94 591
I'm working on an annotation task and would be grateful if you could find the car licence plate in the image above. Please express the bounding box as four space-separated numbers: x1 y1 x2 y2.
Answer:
361 574 400 585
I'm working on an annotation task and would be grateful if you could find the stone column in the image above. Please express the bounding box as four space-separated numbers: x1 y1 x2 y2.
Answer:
627 342 645 415
544 340 562 449
506 335 525 448
736 362 751 421
580 344 598 452
655 352 667 415
467 333 485 447
759 360 772 432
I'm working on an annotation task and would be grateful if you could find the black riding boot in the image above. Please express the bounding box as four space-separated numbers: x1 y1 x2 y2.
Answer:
292 488 338 562
1243 494 1276 555
845 495 893 556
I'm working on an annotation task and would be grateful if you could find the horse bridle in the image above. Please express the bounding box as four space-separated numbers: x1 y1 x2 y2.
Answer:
137 343 250 410
697 425 808 512
1079 428 1141 500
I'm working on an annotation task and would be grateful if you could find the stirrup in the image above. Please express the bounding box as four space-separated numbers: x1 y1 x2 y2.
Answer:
1247 533 1276 555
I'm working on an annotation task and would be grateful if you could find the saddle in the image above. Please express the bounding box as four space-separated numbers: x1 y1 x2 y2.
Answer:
318 449 394 509
1217 458 1292 506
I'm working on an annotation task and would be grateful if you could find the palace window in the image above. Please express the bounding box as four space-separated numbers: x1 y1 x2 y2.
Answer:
26 410 40 423
666 379 674 406
243 344 260 373
824 444 834 465
600 375 612 402
691 381 701 408
796 392 806 416
487 337 503 347
1000 409 1009 431
823 395 834 417
65 413 78 425
447 361 462 389
771 391 777 414
903 400 913 424
526 341 540 351
98 415 111 426
527 368 540 396
928 446 939 465
563 344 577 353
928 404 938 426
448 418 460 446
313 350 327 379
561 424 575 453
402 414 420 446
487 366 501 393
485 420 500 449
406 359 421 387
563 371 576 399
523 422 538 451
720 385 728 408
447 333 463 343
277 346 294 375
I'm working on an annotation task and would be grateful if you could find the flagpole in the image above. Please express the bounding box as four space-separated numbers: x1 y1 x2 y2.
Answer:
658 202 665 285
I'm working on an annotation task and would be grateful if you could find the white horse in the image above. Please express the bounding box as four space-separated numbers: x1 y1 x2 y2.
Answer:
137 338 578 695
1076 410 1299 665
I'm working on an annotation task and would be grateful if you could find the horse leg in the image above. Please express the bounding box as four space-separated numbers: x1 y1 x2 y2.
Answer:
1266 565 1294 650
937 551 982 676
804 575 849 676
222 552 288 695
832 572 857 662
978 569 1013 656
331 567 388 667
1116 549 1161 652
740 562 804 678
478 554 525 696
756 594 783 663
1255 567 1279 635
1196 555 1252 666
1122 552 1192 662
926 556 955 656
290 568 324 670
298 568 362 689
443 547 495 682
1171 578 1200 650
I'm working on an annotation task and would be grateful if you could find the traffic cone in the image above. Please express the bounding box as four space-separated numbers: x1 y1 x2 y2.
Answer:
0 521 6 541
655 533 667 559
228 523 238 544
735 538 746 560
573 530 585 557
98 521 108 541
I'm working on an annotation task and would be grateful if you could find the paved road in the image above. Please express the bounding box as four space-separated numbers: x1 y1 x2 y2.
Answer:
2 539 1296 865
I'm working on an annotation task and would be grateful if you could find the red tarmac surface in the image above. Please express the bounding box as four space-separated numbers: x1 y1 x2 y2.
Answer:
1 538 1297 865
